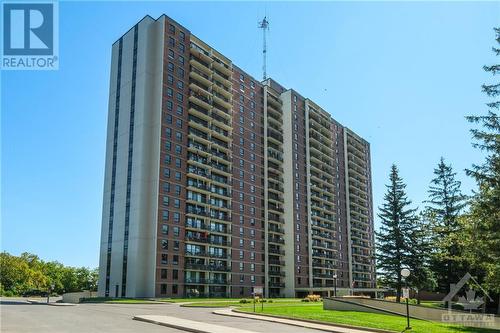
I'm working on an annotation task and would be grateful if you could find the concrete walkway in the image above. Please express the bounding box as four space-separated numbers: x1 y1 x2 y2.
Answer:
213 308 382 333
134 315 258 333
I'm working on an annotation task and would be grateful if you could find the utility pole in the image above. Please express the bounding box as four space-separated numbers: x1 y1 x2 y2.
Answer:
258 16 269 81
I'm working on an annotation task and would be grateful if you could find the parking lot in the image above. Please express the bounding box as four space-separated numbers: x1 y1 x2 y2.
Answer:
0 298 324 333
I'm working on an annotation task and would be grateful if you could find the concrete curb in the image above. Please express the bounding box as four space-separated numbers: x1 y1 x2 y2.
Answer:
213 308 391 333
27 300 76 306
133 316 206 333
133 315 256 333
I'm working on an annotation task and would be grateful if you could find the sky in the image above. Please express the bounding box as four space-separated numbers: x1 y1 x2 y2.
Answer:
2 1 499 268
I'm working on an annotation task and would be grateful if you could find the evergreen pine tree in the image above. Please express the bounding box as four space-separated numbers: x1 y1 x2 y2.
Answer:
425 157 467 292
463 27 500 313
376 164 419 302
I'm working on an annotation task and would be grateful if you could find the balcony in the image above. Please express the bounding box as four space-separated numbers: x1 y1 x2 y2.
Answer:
185 263 230 272
268 236 285 245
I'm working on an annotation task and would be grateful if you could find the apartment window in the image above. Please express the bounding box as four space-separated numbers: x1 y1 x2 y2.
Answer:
176 92 183 102
250 81 255 89
176 105 183 115
172 285 178 294
173 226 180 237
168 37 175 47
168 49 174 59
240 83 244 92
250 240 255 249
239 227 244 236
161 254 168 264
166 115 173 124
160 284 167 294
162 196 170 205
175 185 181 195
179 43 185 53
250 251 255 260
178 67 184 77
164 155 171 164
177 81 184 89
162 224 169 235
174 241 179 251
169 24 175 33
175 132 182 141
173 255 179 265
167 87 173 97
174 199 180 208
175 145 182 154
179 55 184 65
175 171 181 180
176 119 183 128
162 210 169 221
173 269 178 280
161 269 167 279
167 62 174 72
164 168 170 178
239 239 244 247
250 229 255 237
167 74 174 84
179 31 185 40
239 275 244 283
166 100 173 111
173 212 180 223
161 240 168 249
239 263 244 271
250 264 255 272
250 101 255 109
251 275 255 283
239 73 244 81
175 158 181 168
239 250 244 259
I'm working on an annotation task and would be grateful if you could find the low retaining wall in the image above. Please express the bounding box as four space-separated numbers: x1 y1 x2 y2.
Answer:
324 297 500 329
62 291 97 303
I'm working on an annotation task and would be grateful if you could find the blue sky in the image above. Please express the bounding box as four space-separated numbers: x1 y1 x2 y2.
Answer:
2 1 499 268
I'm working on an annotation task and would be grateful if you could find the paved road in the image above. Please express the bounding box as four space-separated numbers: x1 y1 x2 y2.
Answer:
1 298 325 333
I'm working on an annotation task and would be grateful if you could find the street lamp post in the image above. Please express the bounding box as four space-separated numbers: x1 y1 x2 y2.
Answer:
333 274 338 297
401 268 411 331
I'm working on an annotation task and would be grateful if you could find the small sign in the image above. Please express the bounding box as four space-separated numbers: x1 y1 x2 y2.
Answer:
253 286 263 296
402 288 410 299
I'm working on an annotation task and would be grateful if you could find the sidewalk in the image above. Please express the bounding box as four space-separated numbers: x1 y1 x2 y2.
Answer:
134 315 257 333
213 308 383 333
27 299 76 306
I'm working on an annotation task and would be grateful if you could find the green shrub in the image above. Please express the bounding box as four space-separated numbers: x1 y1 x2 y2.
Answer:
268 299 273 303
239 299 250 304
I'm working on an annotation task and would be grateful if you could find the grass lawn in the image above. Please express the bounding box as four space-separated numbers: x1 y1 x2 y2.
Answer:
182 298 302 307
157 297 243 303
80 297 159 304
238 303 498 333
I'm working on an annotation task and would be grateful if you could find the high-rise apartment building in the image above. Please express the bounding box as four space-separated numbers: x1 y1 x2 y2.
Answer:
98 15 375 298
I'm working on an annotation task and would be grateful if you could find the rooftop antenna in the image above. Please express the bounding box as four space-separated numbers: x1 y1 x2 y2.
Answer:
258 16 269 81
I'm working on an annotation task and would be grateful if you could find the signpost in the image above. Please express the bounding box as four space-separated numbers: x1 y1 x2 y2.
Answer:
253 286 264 312
402 288 409 299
